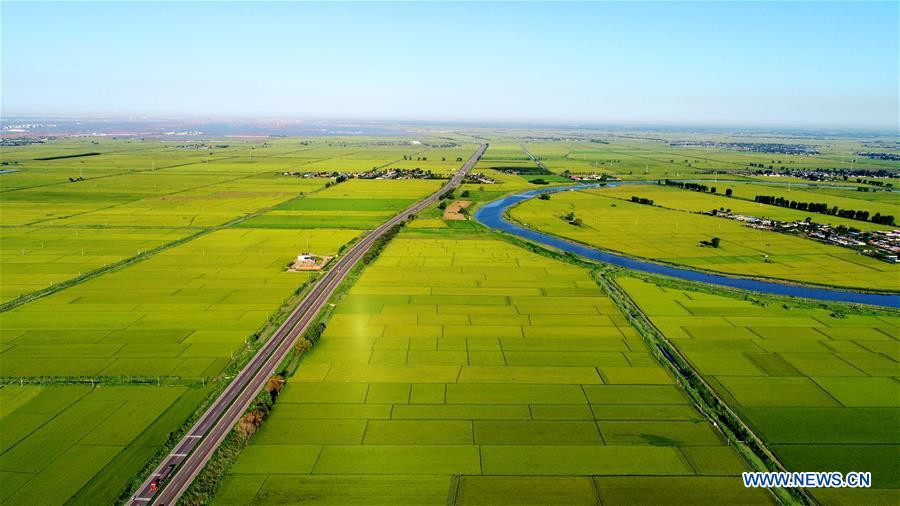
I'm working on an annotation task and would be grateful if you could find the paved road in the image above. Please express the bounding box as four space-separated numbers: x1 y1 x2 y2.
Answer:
130 143 487 505
519 143 539 165
519 143 548 170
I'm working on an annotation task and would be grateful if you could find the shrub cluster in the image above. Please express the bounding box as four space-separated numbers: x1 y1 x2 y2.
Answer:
180 375 286 506
363 223 403 264
561 211 583 226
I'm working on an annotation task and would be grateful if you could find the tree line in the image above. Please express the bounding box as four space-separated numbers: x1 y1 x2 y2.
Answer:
662 179 717 194
753 195 895 226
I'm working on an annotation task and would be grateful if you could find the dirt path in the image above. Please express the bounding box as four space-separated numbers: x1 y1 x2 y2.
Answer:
442 200 472 220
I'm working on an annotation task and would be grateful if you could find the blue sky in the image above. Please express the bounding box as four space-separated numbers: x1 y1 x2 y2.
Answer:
2 1 897 129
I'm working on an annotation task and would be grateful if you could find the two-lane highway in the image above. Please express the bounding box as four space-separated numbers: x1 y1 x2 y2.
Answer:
130 143 487 505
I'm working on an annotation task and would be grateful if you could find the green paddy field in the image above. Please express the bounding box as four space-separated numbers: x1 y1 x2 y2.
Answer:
510 187 898 291
0 384 202 505
520 136 898 182
0 137 464 503
237 179 444 230
618 276 899 504
0 228 358 378
0 132 896 504
594 184 892 232
215 232 770 505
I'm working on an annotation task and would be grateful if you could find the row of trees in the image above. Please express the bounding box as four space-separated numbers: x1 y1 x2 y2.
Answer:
324 174 349 188
663 177 894 226
363 223 404 264
856 178 894 188
753 195 895 225
662 179 717 194
630 196 654 205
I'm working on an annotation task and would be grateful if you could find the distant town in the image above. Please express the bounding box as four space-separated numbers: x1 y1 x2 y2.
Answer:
741 165 898 183
668 141 820 155
281 167 498 184
704 208 900 263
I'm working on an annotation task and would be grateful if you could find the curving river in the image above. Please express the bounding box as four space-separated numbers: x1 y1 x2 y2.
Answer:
474 184 900 308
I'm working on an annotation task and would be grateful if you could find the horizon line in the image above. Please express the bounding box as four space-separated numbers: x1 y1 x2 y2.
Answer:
2 115 898 135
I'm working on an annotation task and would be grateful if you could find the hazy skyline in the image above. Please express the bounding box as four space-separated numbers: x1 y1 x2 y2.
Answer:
2 1 898 130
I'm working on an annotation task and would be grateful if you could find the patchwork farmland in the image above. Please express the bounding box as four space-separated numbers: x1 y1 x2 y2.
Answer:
214 233 770 505
237 179 445 230
618 277 899 505
2 0 898 502
0 385 198 505
1 228 359 378
0 137 480 503
0 132 897 505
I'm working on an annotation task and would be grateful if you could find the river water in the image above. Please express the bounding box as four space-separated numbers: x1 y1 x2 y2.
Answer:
474 183 900 308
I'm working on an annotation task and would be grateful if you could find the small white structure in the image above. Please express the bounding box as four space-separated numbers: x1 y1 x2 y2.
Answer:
289 252 332 272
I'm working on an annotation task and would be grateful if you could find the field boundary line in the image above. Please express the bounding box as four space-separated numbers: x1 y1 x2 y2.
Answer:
111 270 326 503
598 272 815 506
0 154 240 194
22 163 295 226
128 143 487 505
446 475 462 505
0 182 337 313
519 143 547 172
0 375 197 386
